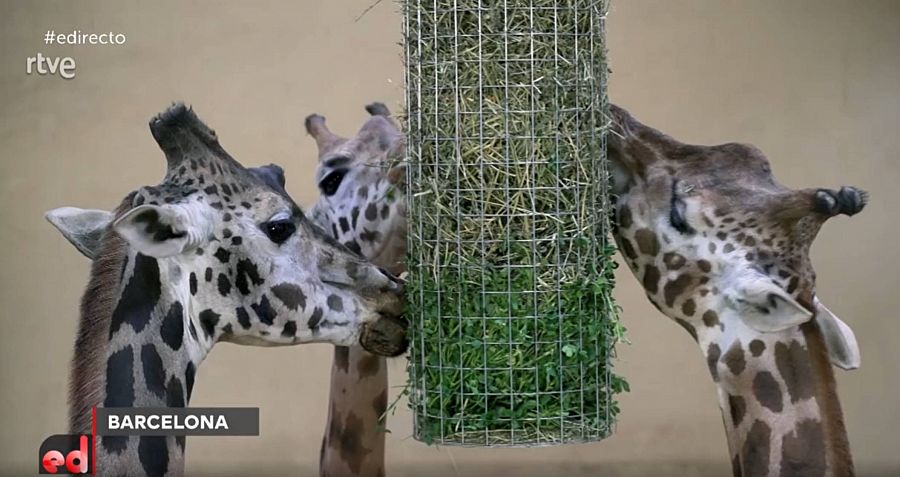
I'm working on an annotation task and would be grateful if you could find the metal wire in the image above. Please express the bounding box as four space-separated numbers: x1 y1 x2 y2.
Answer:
405 0 618 447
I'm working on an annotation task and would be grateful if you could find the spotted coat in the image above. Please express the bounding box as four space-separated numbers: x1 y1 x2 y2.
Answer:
608 104 865 477
52 103 407 477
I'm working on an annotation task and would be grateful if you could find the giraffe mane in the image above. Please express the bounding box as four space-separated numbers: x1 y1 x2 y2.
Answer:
802 320 854 475
68 192 135 433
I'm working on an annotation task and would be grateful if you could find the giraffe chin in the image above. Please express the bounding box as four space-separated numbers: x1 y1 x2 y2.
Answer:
359 314 409 357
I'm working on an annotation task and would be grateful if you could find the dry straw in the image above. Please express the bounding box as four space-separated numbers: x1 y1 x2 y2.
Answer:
404 0 626 446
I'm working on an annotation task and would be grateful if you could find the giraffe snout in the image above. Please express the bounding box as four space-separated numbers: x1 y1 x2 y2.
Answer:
357 267 407 355
348 263 405 319
359 313 408 357
814 186 869 217
373 270 405 319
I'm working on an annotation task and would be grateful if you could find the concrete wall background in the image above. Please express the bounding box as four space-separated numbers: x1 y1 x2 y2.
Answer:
1 1 897 475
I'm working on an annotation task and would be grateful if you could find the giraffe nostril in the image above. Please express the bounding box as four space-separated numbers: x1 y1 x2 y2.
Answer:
837 186 868 216
814 189 840 216
379 267 405 285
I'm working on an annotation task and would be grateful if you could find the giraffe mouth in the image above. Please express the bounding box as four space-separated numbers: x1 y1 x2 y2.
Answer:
359 314 408 357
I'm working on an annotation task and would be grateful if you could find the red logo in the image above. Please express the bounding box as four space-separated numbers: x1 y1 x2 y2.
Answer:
38 434 93 474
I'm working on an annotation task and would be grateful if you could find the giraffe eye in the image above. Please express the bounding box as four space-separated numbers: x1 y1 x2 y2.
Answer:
670 198 691 234
319 169 347 196
670 181 694 235
263 219 296 244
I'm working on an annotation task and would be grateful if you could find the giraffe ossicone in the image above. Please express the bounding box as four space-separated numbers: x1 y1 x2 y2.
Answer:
608 104 866 476
45 102 408 477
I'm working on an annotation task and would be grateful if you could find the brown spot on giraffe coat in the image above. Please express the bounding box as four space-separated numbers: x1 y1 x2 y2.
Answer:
728 394 747 427
620 238 638 260
780 419 826 477
357 353 382 378
723 342 746 375
749 339 766 357
753 371 783 413
741 420 772 477
706 343 722 381
334 346 350 373
618 204 633 229
327 403 342 450
634 228 660 256
787 276 800 294
681 298 696 317
775 341 815 403
373 390 388 417
337 411 373 474
663 252 686 270
642 264 661 294
702 310 720 328
663 274 693 307
732 454 743 477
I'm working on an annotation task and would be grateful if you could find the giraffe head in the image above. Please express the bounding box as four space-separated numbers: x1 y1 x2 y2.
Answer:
607 104 864 370
46 103 407 356
304 103 407 274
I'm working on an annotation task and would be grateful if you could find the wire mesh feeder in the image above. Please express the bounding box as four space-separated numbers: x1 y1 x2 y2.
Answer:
403 0 626 447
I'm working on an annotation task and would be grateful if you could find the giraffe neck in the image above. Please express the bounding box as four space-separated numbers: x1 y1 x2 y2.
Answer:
703 320 853 477
320 346 388 477
311 191 402 477
319 267 400 477
71 218 209 477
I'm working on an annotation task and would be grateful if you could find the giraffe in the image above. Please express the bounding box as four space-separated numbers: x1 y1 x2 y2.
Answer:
48 102 865 476
607 104 866 476
304 102 406 477
43 103 409 477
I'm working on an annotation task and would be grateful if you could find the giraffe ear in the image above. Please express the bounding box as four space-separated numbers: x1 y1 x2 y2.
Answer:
386 141 407 186
727 271 813 332
815 298 861 370
114 204 211 258
45 207 114 260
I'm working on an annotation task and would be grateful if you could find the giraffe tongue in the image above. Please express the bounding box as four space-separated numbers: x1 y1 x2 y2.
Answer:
359 315 408 357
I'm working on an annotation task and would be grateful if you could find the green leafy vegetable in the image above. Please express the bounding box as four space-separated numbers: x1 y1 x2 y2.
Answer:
404 0 625 446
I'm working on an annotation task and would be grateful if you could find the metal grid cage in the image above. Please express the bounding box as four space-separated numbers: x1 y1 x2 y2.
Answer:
404 0 625 446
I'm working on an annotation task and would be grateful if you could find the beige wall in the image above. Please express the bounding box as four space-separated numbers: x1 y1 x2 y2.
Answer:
1 1 897 475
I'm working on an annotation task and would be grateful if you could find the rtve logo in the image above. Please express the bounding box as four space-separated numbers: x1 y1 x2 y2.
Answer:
38 434 93 474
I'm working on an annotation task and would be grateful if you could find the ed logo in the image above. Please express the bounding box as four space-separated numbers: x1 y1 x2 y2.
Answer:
39 434 92 474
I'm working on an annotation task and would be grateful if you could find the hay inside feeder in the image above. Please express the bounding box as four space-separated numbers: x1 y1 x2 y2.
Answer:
404 0 626 446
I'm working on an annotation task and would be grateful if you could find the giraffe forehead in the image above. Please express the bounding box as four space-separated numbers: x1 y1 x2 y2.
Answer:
318 148 388 175
139 171 291 222
641 140 774 181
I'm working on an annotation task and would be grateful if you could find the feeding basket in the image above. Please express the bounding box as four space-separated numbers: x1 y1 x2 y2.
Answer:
404 0 626 446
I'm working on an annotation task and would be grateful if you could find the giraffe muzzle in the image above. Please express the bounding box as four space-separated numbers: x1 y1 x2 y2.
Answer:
359 314 408 357
814 186 869 217
357 269 407 356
